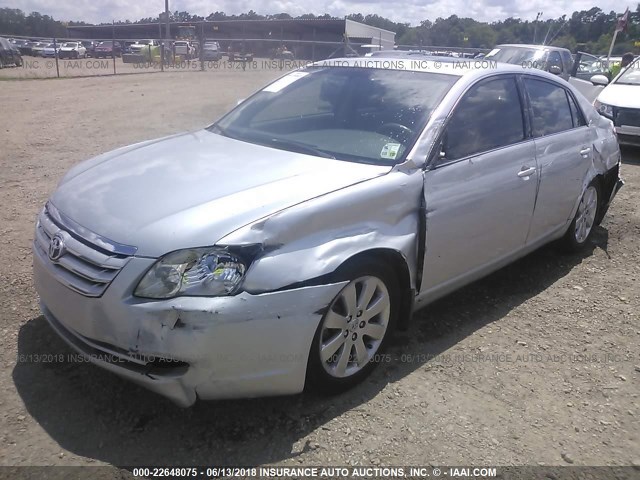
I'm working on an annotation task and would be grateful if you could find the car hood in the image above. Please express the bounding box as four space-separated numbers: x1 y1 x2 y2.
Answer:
598 83 640 109
51 130 391 257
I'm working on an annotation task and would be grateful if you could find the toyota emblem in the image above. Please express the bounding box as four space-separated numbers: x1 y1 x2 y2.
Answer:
48 233 66 261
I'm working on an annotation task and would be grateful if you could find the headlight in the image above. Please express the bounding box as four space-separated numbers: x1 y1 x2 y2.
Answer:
594 100 614 119
134 247 247 299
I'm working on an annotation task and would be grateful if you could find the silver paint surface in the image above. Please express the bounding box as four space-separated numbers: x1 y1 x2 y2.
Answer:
34 59 622 405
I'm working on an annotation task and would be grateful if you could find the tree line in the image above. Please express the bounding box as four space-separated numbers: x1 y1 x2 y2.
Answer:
0 6 637 55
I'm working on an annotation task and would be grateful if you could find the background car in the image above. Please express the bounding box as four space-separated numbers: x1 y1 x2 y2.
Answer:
593 57 640 147
486 44 606 101
129 40 159 55
30 41 51 57
173 40 196 59
573 52 610 80
485 44 574 80
58 42 87 59
202 41 222 61
94 41 121 58
80 40 97 58
42 43 59 58
227 41 253 62
0 37 23 67
9 38 31 56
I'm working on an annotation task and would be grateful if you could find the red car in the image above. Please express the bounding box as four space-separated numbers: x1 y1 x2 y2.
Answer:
94 41 121 58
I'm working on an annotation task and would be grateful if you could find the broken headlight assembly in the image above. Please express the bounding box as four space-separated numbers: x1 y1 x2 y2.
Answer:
134 247 247 299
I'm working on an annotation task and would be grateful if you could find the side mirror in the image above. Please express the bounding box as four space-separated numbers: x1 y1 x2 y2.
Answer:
590 74 609 86
548 65 562 75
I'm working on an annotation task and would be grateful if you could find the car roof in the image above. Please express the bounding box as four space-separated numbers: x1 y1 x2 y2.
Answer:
496 44 570 52
310 56 530 77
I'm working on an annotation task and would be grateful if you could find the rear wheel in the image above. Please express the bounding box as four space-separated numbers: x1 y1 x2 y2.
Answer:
561 180 600 251
306 260 398 394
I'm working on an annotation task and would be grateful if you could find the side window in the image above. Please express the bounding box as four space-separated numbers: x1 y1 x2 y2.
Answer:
567 93 586 127
524 78 574 137
561 51 574 73
547 51 563 72
442 76 525 161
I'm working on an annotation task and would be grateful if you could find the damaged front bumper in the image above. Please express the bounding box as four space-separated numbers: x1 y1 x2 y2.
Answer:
33 244 346 407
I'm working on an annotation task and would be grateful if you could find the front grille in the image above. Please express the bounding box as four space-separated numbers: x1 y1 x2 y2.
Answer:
34 204 134 297
615 108 640 127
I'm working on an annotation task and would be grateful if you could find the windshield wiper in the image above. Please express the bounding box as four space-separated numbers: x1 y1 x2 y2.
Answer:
265 138 336 159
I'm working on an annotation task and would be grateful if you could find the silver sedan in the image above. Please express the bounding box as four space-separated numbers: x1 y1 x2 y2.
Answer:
33 58 622 406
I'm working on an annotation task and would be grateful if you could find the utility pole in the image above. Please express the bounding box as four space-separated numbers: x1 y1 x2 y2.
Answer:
165 0 170 39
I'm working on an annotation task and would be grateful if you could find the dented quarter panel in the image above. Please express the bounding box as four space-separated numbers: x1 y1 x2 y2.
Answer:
219 168 425 293
567 91 623 221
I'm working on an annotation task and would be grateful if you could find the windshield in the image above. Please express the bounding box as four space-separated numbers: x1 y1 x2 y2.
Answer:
486 47 546 67
62 43 77 48
211 67 458 165
615 58 640 85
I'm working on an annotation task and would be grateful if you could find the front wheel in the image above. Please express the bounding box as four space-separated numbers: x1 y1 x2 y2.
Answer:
561 180 600 251
306 261 398 394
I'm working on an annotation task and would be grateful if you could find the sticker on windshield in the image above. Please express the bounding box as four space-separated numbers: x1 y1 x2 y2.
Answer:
380 143 401 160
263 72 309 93
487 48 500 57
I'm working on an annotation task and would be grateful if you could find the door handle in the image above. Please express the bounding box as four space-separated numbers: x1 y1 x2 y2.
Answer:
517 166 537 178
580 147 591 157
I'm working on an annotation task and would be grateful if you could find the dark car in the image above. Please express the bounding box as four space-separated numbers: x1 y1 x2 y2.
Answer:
94 41 121 58
0 37 23 67
202 41 222 61
10 38 31 56
80 41 98 58
227 42 253 62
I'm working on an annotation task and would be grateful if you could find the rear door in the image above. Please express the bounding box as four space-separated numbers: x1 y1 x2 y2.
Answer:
420 75 538 294
522 76 592 244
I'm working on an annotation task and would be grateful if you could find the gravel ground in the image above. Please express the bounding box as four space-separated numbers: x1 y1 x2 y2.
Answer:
0 68 638 472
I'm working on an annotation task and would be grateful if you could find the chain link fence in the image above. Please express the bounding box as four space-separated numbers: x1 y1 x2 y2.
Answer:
2 32 491 79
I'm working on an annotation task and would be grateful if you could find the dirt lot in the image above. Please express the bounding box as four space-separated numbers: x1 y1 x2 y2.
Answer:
0 68 639 473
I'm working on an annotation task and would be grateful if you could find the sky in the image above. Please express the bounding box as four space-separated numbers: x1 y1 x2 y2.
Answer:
2 0 631 26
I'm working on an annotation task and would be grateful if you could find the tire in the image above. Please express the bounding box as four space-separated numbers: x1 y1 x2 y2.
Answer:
561 179 600 251
306 259 399 394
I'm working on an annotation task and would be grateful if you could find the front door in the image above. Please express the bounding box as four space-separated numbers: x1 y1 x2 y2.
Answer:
420 75 538 297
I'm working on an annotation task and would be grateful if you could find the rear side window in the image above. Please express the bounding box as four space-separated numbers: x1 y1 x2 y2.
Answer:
443 76 525 161
524 78 574 137
567 93 586 127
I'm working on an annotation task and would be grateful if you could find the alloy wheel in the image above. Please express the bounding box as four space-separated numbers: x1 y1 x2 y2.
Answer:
319 275 390 378
575 185 598 244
